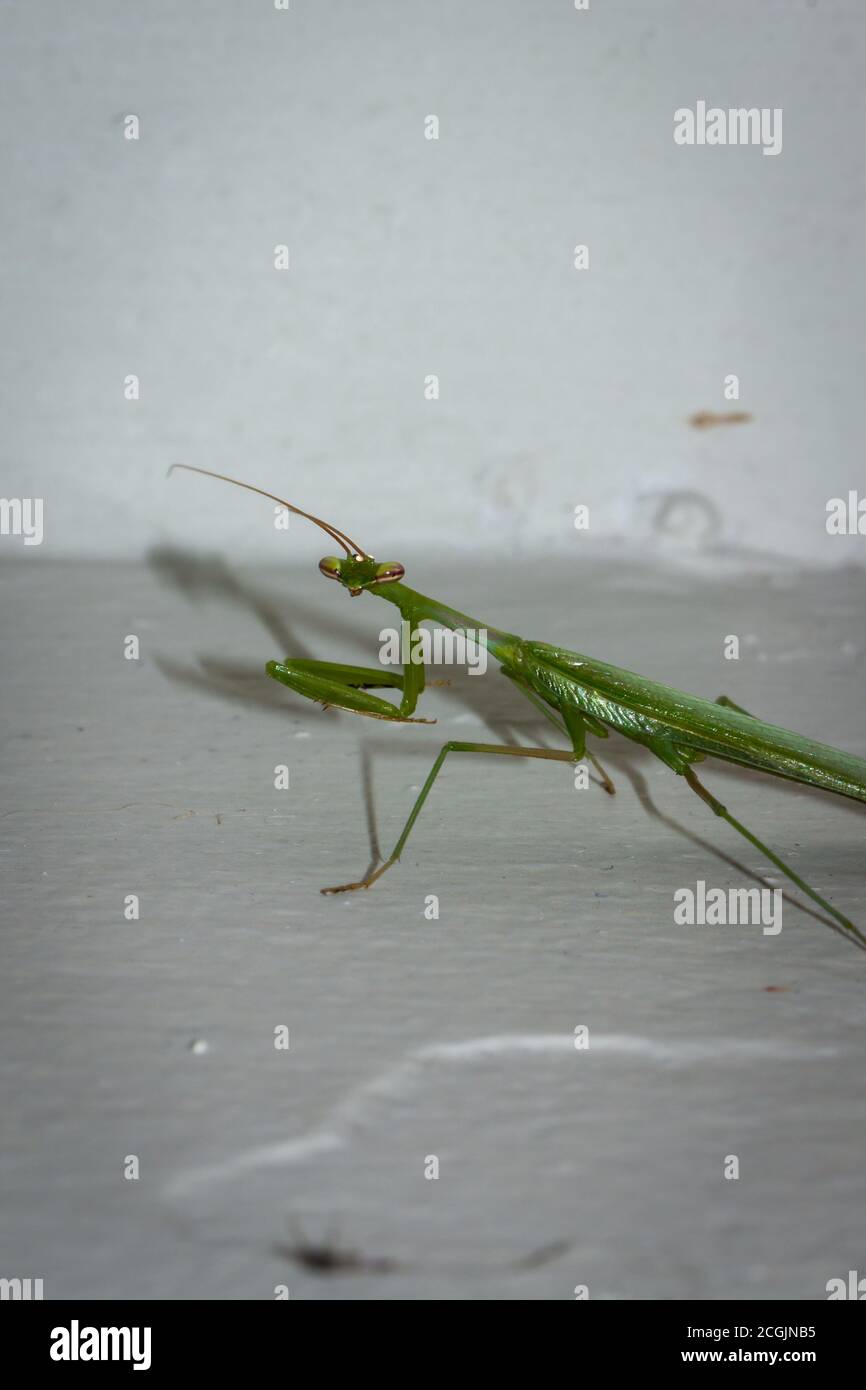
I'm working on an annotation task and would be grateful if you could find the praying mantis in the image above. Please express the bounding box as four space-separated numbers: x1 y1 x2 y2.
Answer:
170 465 866 946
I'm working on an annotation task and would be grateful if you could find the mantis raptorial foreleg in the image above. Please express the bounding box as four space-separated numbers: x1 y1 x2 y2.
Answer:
679 762 865 947
266 659 433 723
321 740 587 895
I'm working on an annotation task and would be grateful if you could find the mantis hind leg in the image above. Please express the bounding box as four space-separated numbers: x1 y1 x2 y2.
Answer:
678 762 865 947
321 740 581 895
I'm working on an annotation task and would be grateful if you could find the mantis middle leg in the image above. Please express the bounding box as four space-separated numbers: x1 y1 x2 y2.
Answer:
322 733 598 895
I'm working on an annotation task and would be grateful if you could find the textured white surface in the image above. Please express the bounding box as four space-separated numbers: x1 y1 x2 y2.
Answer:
1 555 865 1299
1 0 865 564
3 0 866 1305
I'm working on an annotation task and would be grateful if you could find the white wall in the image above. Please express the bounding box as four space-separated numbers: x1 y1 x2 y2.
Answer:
2 0 864 566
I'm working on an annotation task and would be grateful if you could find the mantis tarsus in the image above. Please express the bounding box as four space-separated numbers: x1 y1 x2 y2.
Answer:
170 465 866 946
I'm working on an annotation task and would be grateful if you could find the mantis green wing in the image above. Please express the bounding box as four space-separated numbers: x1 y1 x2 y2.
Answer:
519 642 866 803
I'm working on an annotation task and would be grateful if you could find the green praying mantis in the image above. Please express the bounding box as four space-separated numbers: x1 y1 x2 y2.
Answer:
170 464 866 945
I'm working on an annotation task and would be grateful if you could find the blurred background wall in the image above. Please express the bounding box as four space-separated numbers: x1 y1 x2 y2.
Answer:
1 0 863 566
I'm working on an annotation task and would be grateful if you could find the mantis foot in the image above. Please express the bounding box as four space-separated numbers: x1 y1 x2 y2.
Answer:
320 861 396 895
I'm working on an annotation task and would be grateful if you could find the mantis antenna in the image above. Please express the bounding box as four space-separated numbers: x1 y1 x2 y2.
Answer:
167 463 371 559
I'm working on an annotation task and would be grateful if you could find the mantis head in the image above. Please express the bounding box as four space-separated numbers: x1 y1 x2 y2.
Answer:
318 554 405 597
168 464 404 596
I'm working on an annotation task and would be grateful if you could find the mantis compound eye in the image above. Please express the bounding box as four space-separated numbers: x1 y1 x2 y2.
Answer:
318 556 343 580
373 561 405 584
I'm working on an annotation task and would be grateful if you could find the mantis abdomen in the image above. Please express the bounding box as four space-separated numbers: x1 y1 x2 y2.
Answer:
523 642 866 805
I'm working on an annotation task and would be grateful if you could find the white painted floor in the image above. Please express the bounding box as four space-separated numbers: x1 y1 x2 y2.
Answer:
2 553 865 1299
